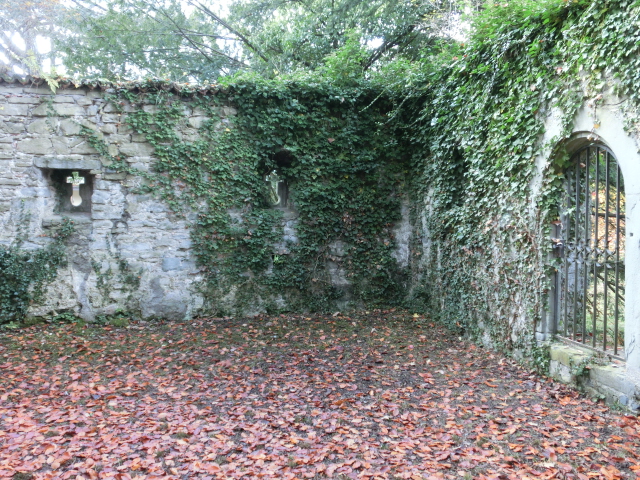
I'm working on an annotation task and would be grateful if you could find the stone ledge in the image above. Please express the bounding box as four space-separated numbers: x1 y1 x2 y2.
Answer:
549 343 640 412
34 156 102 170
42 214 92 227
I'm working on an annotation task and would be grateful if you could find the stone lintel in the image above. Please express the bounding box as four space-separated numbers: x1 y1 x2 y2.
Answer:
34 156 102 170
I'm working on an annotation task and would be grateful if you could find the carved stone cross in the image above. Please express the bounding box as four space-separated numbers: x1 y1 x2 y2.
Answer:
66 171 85 207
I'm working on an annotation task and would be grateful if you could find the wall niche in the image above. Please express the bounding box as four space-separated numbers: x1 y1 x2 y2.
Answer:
47 169 94 214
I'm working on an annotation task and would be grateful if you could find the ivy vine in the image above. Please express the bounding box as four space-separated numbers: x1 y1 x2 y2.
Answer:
71 0 640 365
0 212 75 325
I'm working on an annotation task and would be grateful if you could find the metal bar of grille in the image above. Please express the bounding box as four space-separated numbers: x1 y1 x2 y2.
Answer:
573 157 580 342
562 172 575 337
614 162 621 356
592 148 599 348
563 186 570 338
603 151 610 351
582 148 590 345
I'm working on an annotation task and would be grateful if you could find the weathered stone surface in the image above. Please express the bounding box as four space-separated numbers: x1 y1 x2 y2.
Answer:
60 119 82 135
106 134 132 144
22 86 54 94
34 156 102 170
69 139 98 154
103 173 126 180
0 144 13 158
51 138 70 154
162 257 183 271
2 122 25 134
27 119 58 134
101 113 123 123
0 84 22 94
8 96 40 104
549 343 639 413
0 104 30 116
53 96 77 103
188 117 207 128
0 178 22 185
17 138 53 154
32 103 85 116
100 124 117 134
118 142 155 157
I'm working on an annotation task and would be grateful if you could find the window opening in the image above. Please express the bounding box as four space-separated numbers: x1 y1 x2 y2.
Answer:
49 169 94 214
554 144 625 358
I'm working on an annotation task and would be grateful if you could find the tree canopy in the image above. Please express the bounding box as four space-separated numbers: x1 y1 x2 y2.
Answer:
0 0 63 77
1 0 473 82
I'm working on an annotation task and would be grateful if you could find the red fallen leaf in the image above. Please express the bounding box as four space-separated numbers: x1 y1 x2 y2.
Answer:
204 464 222 473
599 465 623 479
485 381 497 388
435 451 451 461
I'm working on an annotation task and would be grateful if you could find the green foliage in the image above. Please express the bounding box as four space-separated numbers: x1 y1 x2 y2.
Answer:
80 75 410 314
56 0 463 81
0 215 75 324
96 309 131 327
70 0 640 356
57 0 233 81
51 311 81 323
403 0 640 354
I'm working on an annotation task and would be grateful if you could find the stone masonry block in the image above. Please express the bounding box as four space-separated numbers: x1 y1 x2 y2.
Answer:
17 138 53 155
0 84 22 94
60 119 82 135
0 179 22 186
75 97 93 106
27 119 58 134
162 257 183 271
100 124 117 134
2 122 25 134
101 114 123 123
52 138 69 154
106 134 132 145
119 142 155 157
589 365 637 397
34 156 102 170
53 96 77 103
0 103 29 116
32 103 85 116
22 86 54 94
8 96 40 104
188 117 207 128
69 139 98 155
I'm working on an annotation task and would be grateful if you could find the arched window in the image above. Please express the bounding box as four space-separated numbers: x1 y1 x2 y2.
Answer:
555 144 625 358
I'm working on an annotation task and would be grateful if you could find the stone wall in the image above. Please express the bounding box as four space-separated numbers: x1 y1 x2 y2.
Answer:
0 80 215 320
0 79 412 320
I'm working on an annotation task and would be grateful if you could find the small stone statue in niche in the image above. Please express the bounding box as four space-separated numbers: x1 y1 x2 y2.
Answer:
265 170 282 205
66 171 86 207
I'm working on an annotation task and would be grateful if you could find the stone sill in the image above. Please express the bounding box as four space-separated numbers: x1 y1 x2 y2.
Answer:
42 213 92 228
549 343 640 412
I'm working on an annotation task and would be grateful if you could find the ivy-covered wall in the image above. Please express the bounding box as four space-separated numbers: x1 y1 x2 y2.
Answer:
404 0 640 369
0 77 413 322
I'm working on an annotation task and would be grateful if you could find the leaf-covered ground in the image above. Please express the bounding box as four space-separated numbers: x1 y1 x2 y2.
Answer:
1 312 639 480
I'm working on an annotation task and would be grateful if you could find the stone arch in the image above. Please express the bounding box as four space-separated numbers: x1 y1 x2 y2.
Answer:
551 105 640 371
